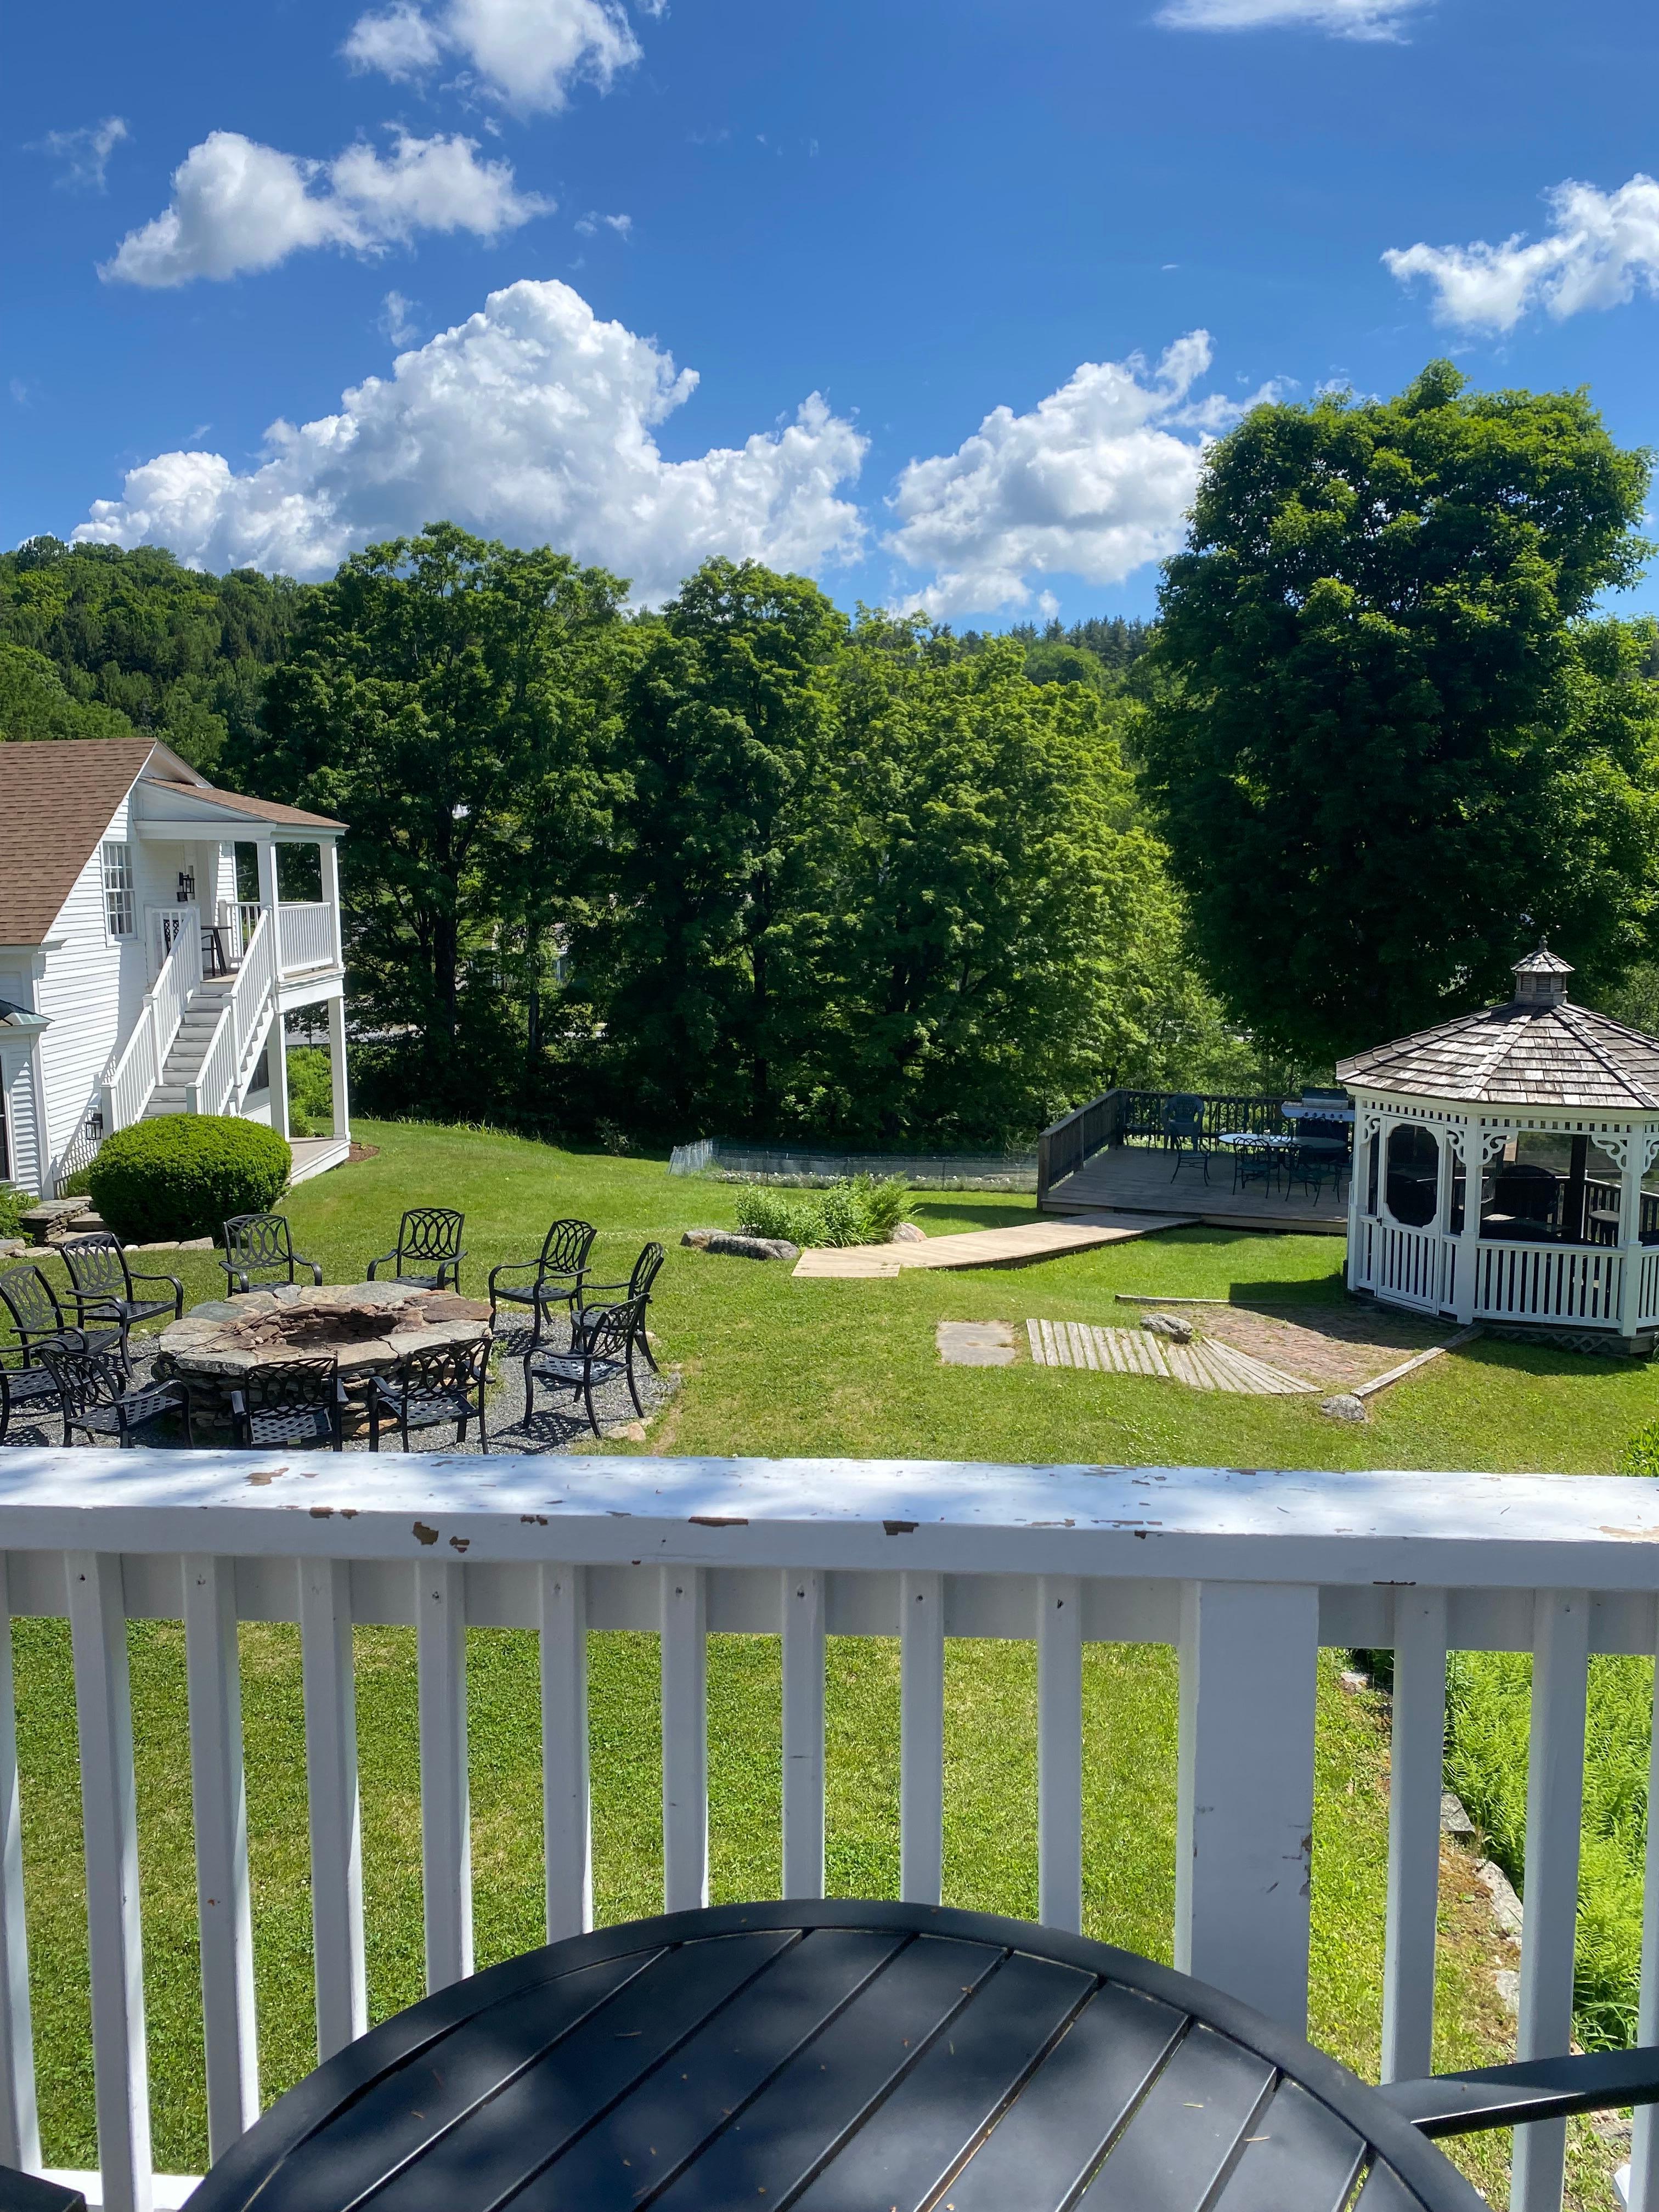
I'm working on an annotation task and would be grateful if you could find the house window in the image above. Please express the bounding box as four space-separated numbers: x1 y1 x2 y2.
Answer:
101 842 135 937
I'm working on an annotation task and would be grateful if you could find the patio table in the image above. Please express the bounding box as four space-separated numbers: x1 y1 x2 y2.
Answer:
1216 1131 1299 1150
181 1899 1500 2212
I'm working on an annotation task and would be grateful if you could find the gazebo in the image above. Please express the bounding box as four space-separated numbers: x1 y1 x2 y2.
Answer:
1335 947 1659 1348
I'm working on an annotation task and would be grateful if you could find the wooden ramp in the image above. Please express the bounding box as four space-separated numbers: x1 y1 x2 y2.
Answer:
1025 1318 1316 1395
791 1210 1194 1280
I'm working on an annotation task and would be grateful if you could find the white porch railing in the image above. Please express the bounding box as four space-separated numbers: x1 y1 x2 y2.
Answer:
229 910 276 1094
102 924 202 1133
1474 1241 1625 1327
0 1455 1655 2212
276 902 336 975
1352 1218 1454 1312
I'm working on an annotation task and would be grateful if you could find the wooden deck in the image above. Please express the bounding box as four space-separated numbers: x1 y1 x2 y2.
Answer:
1043 1145 1347 1234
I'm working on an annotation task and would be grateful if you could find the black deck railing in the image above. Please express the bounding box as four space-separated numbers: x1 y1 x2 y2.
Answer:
1036 1090 1301 1201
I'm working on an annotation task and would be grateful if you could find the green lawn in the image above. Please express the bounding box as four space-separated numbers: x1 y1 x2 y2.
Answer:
13 1118 1656 2203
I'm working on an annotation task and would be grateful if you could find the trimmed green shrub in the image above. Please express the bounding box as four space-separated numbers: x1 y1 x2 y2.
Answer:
88 1115 290 1244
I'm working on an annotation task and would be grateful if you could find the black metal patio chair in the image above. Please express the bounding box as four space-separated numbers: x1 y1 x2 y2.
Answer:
366 1208 467 1292
367 1339 490 1453
524 1296 646 1438
0 2161 86 2209
229 1358 348 1451
572 1240 664 1370
221 1212 324 1295
38 1342 191 1448
1231 1142 1279 1200
1161 1093 1210 1185
0 1336 75 1446
0 1262 127 1368
60 1232 185 1330
487 1218 596 1349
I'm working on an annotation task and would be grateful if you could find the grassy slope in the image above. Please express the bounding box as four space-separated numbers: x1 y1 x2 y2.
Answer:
14 1119 1657 2201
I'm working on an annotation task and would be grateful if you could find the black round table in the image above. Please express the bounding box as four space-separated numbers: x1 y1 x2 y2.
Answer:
183 1901 1485 2212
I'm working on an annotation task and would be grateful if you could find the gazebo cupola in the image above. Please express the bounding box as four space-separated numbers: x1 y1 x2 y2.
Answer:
1335 945 1659 1347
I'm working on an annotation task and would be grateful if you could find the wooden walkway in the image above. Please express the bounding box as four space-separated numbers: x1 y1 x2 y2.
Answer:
1043 1145 1347 1234
791 1210 1194 1280
1025 1319 1316 1395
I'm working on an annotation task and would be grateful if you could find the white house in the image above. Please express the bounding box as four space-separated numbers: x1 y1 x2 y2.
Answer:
0 737 349 1200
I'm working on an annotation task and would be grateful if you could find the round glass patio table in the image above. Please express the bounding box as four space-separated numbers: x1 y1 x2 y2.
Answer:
182 1900 1483 2212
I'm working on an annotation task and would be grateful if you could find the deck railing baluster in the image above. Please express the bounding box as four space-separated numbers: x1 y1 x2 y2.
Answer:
782 1568 826 1899
661 1566 708 1912
540 1564 592 1940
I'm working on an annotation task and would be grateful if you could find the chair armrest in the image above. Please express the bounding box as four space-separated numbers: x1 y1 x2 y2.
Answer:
129 1268 185 1316
574 1276 629 1300
1378 2046 1659 2136
302 1259 324 1285
488 1259 542 1290
365 1251 398 1280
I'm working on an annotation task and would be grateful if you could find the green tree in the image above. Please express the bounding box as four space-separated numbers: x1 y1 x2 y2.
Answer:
0 643 134 741
580 560 847 1133
1138 363 1659 1060
251 524 627 1110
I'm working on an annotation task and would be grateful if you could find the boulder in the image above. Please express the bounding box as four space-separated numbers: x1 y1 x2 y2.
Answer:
1141 1311 1194 1344
889 1222 927 1244
1321 1392 1368 1424
680 1229 714 1249
706 1232 800 1262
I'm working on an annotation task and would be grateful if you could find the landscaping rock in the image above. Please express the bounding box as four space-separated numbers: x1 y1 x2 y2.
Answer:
18 1197 85 1245
0 1239 23 1261
680 1229 714 1249
890 1222 927 1244
1320 1392 1368 1423
936 1319 1017 1367
1475 1858 1525 1941
127 1237 215 1254
1141 1311 1194 1344
1440 1791 1476 1839
706 1232 800 1262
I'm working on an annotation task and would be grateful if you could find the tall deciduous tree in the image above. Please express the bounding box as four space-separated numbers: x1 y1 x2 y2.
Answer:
1138 362 1659 1060
251 524 627 1107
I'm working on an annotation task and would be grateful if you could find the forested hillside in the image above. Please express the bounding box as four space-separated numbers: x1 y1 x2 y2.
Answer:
0 538 304 769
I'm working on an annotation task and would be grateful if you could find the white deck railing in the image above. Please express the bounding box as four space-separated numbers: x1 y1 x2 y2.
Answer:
101 925 202 1133
276 902 336 975
228 911 275 1096
0 1454 1656 2212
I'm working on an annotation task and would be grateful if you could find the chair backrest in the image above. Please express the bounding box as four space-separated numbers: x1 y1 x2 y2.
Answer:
630 1242 665 1299
243 1358 338 1417
584 1297 646 1359
397 1209 465 1265
224 1213 296 1276
392 1339 486 1395
538 1218 597 1276
36 1342 124 1420
1162 1094 1205 1138
60 1234 132 1303
0 1266 69 1347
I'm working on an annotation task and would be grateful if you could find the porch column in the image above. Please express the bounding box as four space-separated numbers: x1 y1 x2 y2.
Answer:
1452 1123 1482 1325
327 994 351 1142
267 1013 290 1143
1617 1126 1649 1340
255 839 279 928
318 838 343 969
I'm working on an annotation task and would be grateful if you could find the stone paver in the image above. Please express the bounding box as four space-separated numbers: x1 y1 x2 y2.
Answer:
935 1319 1018 1367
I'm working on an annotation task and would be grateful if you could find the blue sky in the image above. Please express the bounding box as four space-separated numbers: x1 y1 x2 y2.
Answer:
7 0 1659 624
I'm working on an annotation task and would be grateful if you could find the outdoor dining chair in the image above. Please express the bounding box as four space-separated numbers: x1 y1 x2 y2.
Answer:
0 1337 73 1446
1161 1093 1210 1184
487 1217 596 1348
571 1239 664 1369
229 1357 349 1451
0 2165 84 2209
59 1232 185 1329
38 1342 191 1448
367 1339 490 1453
366 1208 467 1292
221 1212 324 1295
0 1262 128 1369
523 1295 646 1437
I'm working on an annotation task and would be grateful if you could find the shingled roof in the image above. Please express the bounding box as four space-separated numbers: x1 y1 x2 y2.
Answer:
1336 951 1659 1111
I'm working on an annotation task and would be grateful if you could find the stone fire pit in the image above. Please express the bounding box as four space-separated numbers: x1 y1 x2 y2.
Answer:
157 1281 493 1426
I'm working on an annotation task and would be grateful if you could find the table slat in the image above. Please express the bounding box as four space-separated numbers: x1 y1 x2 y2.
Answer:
364 1933 794 2212
791 1953 1093 2212
1073 2023 1275 2211
941 1983 1186 2212
648 1936 1003 2209
1208 2078 1367 2212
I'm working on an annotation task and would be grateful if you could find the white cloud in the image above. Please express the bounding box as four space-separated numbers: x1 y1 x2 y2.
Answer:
885 333 1258 618
380 289 422 346
1157 0 1431 36
72 279 867 603
101 129 547 287
345 0 641 114
37 115 129 192
1384 174 1659 332
575 209 631 236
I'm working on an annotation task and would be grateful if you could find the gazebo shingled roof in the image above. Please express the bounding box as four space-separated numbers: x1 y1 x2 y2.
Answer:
1335 950 1659 1111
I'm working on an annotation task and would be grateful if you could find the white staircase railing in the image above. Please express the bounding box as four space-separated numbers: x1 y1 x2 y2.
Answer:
101 922 202 1131
229 908 277 1093
278 901 337 974
185 1005 239 1119
0 1454 1654 2212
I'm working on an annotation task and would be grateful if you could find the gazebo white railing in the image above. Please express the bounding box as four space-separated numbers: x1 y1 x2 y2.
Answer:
0 1452 1657 2212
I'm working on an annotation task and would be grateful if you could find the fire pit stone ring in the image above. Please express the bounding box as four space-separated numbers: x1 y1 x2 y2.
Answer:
156 1281 495 1425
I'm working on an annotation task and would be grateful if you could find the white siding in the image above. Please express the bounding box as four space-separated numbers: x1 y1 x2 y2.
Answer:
0 1044 42 1195
34 793 137 1185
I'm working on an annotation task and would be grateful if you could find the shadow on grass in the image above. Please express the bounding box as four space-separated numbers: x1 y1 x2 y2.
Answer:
910 1198 1037 1231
